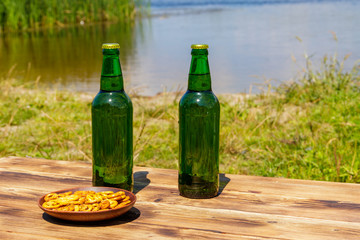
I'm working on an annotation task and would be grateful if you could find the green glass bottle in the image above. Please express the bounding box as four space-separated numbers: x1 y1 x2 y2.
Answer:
178 44 220 199
91 43 133 191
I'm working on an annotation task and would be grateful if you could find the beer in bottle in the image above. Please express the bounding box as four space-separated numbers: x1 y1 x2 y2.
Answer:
178 44 220 198
91 43 133 191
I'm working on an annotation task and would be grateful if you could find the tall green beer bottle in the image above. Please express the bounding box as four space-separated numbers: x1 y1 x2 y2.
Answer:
91 43 133 191
178 44 220 198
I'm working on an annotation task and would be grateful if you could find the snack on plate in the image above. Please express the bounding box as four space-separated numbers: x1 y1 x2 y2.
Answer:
42 190 132 211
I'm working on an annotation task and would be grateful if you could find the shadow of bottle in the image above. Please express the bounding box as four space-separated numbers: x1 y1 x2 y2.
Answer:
218 173 231 196
133 171 150 195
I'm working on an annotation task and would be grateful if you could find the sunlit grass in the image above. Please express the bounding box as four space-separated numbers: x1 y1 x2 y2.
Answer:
1 54 360 183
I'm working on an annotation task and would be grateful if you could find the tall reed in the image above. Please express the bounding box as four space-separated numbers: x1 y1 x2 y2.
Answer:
0 0 146 32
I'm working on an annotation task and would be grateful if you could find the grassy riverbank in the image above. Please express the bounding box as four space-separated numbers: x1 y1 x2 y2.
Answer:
1 55 360 183
0 0 146 32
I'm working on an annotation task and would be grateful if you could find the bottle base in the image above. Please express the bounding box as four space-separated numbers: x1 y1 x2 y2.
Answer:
178 175 219 199
179 188 218 199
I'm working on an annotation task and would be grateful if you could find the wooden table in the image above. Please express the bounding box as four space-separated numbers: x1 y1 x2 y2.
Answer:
1 157 360 239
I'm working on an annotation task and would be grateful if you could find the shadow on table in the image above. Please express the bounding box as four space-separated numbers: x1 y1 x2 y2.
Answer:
42 207 141 227
218 173 231 196
133 171 150 194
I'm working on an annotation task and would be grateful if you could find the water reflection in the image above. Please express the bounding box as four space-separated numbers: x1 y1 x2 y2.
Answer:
0 21 139 92
0 1 360 96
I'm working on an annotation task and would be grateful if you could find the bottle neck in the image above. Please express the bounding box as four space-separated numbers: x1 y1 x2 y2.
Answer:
100 48 124 91
188 49 212 91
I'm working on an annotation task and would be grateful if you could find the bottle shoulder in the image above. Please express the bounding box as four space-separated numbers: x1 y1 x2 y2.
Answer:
92 90 132 108
179 90 219 109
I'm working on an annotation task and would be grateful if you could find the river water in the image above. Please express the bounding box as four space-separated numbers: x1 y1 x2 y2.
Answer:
0 0 359 95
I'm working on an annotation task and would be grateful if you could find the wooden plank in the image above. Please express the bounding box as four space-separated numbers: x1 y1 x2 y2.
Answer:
2 156 360 201
0 231 62 240
1 157 360 240
1 189 360 240
2 157 360 222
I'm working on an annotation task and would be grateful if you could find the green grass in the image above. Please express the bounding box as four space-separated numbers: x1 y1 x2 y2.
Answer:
1 54 360 183
0 0 147 32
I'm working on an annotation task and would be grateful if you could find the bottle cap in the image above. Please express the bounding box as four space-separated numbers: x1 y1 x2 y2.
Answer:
102 43 120 49
191 44 209 49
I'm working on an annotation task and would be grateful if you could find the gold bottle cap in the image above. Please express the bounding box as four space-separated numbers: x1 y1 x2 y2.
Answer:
102 43 120 49
191 44 209 49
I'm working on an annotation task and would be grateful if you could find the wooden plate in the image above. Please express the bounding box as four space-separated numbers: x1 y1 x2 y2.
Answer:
38 186 136 222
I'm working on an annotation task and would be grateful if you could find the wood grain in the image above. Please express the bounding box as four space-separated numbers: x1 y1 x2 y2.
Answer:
1 157 360 239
